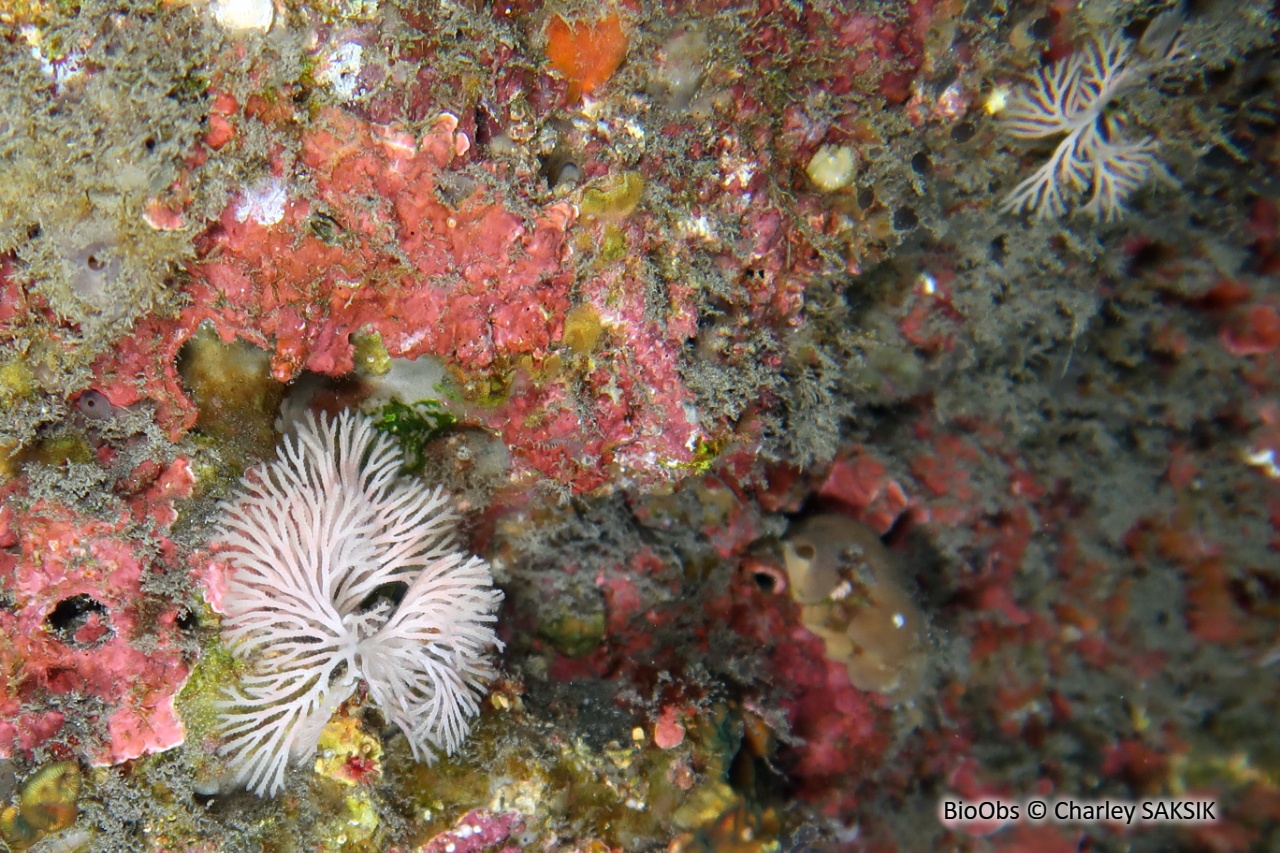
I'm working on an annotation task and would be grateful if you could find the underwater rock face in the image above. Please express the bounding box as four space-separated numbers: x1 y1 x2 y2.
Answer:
0 0 1278 849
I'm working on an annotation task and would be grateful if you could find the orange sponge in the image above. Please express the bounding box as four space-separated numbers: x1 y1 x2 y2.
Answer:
545 11 628 102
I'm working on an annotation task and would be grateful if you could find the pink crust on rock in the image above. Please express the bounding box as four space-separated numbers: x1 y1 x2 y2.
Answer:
0 475 190 765
94 107 572 417
89 105 740 493
653 705 686 749
0 254 24 325
817 449 914 536
418 809 523 853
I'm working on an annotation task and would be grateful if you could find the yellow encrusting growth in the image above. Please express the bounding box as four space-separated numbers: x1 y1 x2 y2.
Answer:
315 715 384 786
352 331 392 376
0 761 82 851
580 171 645 220
178 325 283 455
0 357 35 405
561 304 606 354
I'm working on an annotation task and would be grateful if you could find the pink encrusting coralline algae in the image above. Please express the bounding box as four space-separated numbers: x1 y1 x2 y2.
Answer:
0 462 194 765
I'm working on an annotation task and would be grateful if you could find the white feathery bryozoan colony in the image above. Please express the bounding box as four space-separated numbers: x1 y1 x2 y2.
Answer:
213 409 503 796
999 11 1186 221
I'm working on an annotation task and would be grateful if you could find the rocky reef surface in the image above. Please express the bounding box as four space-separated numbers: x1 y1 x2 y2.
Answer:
1 1 1278 851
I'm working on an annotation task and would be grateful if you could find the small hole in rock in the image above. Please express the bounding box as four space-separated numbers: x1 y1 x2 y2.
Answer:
46 594 111 646
752 571 778 593
473 107 492 150
990 235 1008 264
